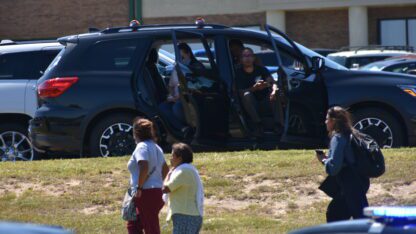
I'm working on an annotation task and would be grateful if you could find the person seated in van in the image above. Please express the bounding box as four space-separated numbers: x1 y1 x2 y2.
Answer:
159 43 207 132
235 47 282 137
146 48 168 103
229 39 244 67
178 42 208 78
177 42 215 91
229 39 264 68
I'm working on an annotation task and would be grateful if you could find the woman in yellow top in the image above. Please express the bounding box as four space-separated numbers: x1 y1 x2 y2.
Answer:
163 143 204 234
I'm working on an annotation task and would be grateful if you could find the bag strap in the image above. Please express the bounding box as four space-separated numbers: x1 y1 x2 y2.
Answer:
145 143 158 179
131 143 158 189
347 134 369 190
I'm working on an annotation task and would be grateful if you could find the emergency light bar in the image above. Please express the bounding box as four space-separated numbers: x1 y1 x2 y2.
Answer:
364 206 416 219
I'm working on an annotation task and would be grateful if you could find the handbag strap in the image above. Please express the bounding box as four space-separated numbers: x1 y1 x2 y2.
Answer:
141 142 159 183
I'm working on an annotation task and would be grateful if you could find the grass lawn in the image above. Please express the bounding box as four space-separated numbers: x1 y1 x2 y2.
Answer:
1 148 416 233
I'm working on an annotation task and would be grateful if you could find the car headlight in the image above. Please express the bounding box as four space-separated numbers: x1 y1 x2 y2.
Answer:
399 85 416 97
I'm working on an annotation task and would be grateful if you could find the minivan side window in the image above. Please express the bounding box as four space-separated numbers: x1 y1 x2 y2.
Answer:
0 51 55 80
82 39 139 71
228 39 305 74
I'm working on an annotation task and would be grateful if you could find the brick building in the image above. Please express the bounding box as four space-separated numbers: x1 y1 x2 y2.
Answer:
1 0 416 49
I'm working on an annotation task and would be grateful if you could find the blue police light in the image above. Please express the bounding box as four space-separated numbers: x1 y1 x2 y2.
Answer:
364 206 416 219
129 20 141 27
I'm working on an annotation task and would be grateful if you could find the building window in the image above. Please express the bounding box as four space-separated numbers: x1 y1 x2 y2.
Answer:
379 18 416 48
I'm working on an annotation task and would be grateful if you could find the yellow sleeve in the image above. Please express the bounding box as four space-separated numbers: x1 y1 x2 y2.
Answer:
165 170 189 192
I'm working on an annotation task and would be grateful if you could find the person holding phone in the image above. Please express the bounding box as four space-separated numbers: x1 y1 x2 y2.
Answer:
235 47 282 138
316 106 370 222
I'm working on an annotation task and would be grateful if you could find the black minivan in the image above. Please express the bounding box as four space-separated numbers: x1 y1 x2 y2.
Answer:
29 22 416 157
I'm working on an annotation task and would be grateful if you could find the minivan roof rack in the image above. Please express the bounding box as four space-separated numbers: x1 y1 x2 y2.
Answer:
339 45 414 53
57 35 79 46
101 23 230 34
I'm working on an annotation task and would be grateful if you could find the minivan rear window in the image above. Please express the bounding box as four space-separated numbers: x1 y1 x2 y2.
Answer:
44 48 65 75
82 39 139 71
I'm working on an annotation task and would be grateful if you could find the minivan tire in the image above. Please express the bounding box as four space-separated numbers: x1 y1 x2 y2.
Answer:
89 114 137 157
352 108 404 148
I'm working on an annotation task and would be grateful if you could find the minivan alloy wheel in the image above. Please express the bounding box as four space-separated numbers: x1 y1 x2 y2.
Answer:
0 131 34 161
99 123 135 157
354 117 393 148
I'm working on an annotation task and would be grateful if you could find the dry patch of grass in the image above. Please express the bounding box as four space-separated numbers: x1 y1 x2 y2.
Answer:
0 148 415 233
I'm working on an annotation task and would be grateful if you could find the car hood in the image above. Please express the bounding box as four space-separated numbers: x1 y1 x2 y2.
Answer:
342 69 416 85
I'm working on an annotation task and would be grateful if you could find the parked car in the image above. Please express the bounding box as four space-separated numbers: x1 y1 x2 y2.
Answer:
0 40 62 161
0 221 72 234
360 56 416 75
312 48 338 57
289 206 416 234
327 45 415 69
29 21 416 157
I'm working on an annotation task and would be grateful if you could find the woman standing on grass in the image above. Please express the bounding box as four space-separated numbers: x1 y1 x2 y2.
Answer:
163 143 204 234
316 106 370 222
127 118 169 234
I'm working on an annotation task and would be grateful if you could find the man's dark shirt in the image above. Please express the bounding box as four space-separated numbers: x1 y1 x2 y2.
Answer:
235 65 272 100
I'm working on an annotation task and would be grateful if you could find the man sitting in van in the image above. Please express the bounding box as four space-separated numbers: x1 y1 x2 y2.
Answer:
235 47 282 137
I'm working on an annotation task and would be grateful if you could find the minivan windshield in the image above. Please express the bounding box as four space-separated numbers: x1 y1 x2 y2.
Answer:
294 42 348 70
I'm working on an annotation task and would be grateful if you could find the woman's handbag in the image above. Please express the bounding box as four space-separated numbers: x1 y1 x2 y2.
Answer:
121 187 137 221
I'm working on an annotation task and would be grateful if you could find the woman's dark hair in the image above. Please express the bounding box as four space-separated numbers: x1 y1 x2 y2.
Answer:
327 106 356 137
172 143 193 164
178 42 198 63
133 117 155 142
147 48 158 64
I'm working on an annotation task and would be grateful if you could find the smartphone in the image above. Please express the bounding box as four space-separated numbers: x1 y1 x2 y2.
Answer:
315 149 324 155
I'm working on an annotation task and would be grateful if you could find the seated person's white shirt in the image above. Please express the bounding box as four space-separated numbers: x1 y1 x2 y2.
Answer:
167 64 192 101
167 69 179 101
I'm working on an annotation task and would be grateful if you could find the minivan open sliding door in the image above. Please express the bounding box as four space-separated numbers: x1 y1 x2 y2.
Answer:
171 29 228 144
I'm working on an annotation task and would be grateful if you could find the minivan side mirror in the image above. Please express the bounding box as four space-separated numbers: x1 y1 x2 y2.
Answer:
311 56 325 72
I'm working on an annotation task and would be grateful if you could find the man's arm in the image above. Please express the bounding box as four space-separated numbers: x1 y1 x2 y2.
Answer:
265 76 277 89
163 170 186 194
268 76 279 97
325 136 347 176
240 85 260 95
264 73 279 100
